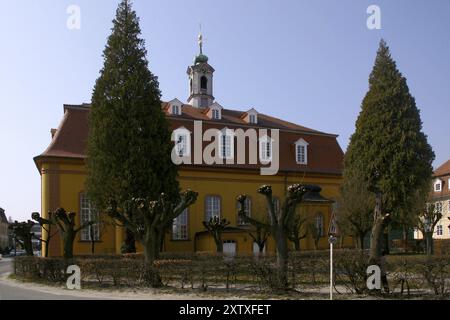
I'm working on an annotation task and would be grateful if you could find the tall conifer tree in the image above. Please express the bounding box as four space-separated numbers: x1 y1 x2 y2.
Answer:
86 0 179 253
344 40 434 282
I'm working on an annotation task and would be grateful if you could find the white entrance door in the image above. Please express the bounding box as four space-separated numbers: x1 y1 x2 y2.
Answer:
223 241 236 256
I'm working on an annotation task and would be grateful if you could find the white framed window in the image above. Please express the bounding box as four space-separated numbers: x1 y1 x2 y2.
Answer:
205 196 221 221
259 136 272 162
295 138 309 164
448 178 450 190
173 127 191 157
172 209 188 240
172 105 180 115
237 197 251 225
219 130 234 159
80 194 100 241
436 225 443 236
212 109 221 120
315 213 324 237
249 114 257 124
434 181 442 192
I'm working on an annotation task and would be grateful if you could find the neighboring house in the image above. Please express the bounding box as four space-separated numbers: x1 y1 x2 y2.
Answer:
31 224 42 253
415 159 450 240
0 208 9 250
33 39 350 257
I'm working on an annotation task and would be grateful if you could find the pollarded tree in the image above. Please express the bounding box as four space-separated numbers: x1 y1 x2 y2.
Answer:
345 40 434 282
237 184 315 290
9 221 35 256
86 0 179 252
415 202 441 255
107 190 197 286
31 211 58 257
202 216 230 253
52 208 94 259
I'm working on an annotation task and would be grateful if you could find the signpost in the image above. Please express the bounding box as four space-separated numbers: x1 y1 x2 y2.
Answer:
328 235 337 300
328 208 339 300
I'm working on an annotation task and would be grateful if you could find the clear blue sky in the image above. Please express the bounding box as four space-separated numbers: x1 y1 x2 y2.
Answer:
1 0 449 221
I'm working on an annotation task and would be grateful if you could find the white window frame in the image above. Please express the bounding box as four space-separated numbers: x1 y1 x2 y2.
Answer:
249 114 257 124
80 194 100 241
172 105 180 115
436 225 443 236
237 197 251 225
212 108 221 120
219 129 234 160
172 209 188 240
259 135 273 162
434 180 442 192
205 196 221 221
448 178 450 190
295 138 309 164
173 127 191 157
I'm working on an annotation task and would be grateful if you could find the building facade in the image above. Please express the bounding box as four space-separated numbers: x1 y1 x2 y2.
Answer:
0 208 9 250
34 41 350 257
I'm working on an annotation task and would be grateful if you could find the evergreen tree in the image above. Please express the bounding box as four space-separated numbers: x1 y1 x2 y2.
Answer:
345 40 434 281
86 0 179 252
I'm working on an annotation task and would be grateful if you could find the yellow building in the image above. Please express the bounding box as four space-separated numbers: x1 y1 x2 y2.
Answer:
34 47 350 257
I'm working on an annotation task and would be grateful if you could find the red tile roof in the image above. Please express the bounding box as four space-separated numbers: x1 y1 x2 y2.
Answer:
434 159 450 177
34 103 344 175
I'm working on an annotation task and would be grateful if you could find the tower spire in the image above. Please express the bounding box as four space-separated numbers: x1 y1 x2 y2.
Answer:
198 24 203 54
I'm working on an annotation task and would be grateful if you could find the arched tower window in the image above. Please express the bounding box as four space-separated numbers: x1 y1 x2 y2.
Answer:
200 76 208 90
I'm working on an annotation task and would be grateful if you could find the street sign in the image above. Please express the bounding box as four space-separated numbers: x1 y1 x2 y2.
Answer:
328 207 339 237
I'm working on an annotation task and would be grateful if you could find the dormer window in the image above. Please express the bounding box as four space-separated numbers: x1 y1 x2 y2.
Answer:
208 102 223 120
172 105 180 115
295 138 309 164
434 180 442 192
168 98 183 115
259 135 272 162
243 108 258 124
212 109 220 120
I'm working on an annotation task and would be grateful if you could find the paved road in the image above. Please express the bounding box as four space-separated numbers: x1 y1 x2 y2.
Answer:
0 258 97 300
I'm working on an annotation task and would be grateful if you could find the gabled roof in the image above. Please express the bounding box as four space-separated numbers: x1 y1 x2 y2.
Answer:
434 159 450 177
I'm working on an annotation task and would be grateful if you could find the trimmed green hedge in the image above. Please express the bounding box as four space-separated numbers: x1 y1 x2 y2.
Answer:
13 251 450 296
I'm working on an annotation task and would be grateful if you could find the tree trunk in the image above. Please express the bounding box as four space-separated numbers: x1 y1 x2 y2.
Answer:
293 238 300 251
425 232 434 255
44 240 49 258
369 193 390 293
63 232 75 259
143 231 162 287
122 228 136 253
215 238 223 253
359 233 365 250
402 225 408 253
274 228 289 290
